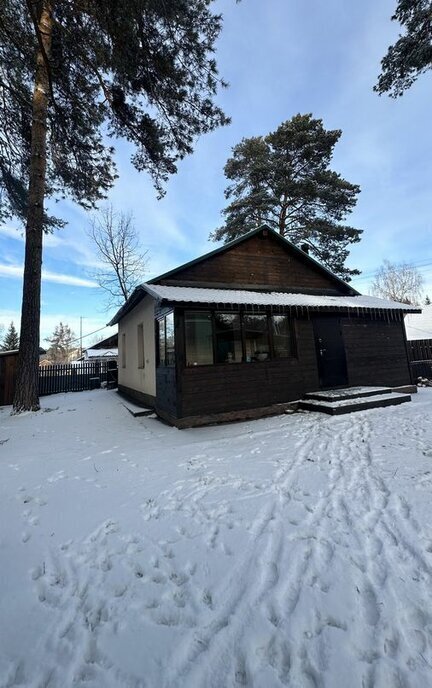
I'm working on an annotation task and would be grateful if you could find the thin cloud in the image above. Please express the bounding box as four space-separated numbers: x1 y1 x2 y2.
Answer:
0 264 98 288
0 223 103 267
0 224 64 247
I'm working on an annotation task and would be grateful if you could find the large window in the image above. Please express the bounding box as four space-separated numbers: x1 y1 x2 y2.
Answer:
166 313 175 365
158 312 175 366
214 313 242 363
184 310 295 366
185 312 213 366
158 318 165 365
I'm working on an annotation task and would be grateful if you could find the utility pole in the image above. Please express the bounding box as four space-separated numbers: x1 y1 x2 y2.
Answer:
80 316 83 359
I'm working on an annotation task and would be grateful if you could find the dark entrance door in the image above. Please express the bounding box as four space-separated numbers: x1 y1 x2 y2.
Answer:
312 317 348 389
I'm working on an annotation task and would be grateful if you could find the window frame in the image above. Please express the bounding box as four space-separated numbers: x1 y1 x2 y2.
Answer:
156 311 175 368
182 307 297 368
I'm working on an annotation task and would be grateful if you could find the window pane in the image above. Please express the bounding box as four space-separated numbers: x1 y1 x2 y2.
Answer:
158 318 165 366
185 312 213 366
214 313 242 363
272 315 291 358
243 314 270 361
165 313 175 366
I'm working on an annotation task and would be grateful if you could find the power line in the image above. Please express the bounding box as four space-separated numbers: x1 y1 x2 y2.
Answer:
352 258 432 284
69 324 112 346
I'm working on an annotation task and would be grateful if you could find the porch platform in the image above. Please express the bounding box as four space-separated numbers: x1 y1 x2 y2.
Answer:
299 386 412 415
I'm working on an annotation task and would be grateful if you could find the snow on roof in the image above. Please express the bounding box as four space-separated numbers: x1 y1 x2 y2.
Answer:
143 284 420 312
85 348 118 358
404 305 432 340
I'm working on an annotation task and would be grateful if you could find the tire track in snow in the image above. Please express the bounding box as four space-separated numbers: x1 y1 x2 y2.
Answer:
165 414 351 687
321 409 432 688
167 408 432 688
353 413 432 687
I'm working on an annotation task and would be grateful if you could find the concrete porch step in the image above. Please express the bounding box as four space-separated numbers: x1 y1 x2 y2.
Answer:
304 386 391 403
121 399 154 417
299 391 411 416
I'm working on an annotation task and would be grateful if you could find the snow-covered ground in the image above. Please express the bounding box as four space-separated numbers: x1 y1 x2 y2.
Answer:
2 390 432 688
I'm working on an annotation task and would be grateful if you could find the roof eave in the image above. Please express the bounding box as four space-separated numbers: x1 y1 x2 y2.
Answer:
107 286 147 326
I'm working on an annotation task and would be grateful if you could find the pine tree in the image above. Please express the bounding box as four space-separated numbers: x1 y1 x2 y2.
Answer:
375 1 432 97
1 322 20 351
0 0 229 412
45 323 76 364
211 115 362 280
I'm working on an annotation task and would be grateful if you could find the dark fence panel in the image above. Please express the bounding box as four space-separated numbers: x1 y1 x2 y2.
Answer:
408 339 432 362
407 339 432 380
411 360 432 380
39 361 117 396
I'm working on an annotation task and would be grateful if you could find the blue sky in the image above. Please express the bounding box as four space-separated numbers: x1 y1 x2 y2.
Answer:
1 0 431 345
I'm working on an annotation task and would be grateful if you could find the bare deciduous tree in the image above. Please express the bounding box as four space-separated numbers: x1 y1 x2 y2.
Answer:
372 260 423 305
89 206 148 309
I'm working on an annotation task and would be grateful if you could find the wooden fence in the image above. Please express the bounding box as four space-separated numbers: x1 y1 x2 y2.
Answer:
407 339 432 379
39 361 117 396
0 359 118 406
408 339 432 363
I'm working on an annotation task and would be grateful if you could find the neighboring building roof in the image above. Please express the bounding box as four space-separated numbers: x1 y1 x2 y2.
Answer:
142 284 421 313
91 333 118 349
404 305 432 340
0 347 46 357
0 349 19 357
85 348 118 358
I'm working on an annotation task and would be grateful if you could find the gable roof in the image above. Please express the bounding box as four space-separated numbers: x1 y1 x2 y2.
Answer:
148 225 359 295
108 226 363 325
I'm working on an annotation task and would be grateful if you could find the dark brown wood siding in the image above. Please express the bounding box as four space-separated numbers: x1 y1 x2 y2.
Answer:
342 318 411 387
159 233 351 294
179 319 319 417
174 313 412 420
155 366 178 419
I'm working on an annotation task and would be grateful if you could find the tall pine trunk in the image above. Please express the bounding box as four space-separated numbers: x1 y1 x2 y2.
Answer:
13 1 52 412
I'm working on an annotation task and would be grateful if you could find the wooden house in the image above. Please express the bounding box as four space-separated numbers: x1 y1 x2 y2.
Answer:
109 226 419 427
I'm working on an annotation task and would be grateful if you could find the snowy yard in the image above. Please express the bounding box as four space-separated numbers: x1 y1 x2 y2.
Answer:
2 390 432 688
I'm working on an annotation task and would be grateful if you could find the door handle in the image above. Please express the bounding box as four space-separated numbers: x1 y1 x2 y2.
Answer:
319 348 326 356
